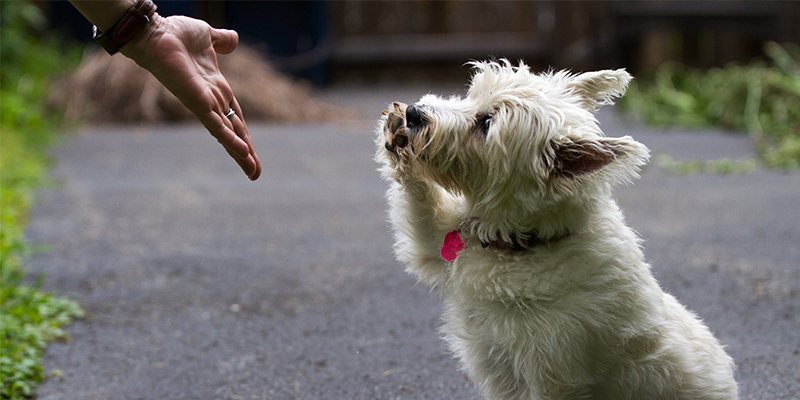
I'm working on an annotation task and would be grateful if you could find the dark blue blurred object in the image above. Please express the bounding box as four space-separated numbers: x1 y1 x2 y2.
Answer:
45 0 330 85
156 1 195 17
225 1 330 85
47 1 93 43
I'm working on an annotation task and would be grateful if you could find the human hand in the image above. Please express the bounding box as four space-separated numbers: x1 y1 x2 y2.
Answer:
120 14 261 180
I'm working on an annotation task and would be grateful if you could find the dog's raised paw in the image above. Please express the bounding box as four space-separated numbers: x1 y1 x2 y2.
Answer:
383 102 409 153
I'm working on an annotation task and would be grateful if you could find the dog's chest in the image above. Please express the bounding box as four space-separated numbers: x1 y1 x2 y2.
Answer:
446 248 580 302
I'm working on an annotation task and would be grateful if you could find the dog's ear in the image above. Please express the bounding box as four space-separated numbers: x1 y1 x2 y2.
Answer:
567 69 632 111
550 135 649 182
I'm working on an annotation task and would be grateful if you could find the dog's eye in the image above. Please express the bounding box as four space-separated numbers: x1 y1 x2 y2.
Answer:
478 115 492 136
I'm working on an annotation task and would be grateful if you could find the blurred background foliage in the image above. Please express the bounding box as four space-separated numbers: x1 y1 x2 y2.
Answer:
621 42 800 170
1 1 83 398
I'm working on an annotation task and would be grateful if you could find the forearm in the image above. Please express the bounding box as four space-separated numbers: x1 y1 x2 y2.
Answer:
70 0 137 31
387 179 459 285
389 179 460 252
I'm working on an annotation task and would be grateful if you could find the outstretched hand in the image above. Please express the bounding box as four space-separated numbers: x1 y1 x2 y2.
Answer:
121 14 261 180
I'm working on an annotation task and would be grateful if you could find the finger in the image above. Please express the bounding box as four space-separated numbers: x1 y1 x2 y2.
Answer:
201 109 250 159
230 98 262 180
228 97 247 140
207 82 235 129
247 144 262 181
223 146 258 179
244 131 261 180
240 129 261 180
211 27 238 55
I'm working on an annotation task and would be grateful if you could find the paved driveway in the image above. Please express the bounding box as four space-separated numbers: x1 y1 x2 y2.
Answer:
27 87 800 399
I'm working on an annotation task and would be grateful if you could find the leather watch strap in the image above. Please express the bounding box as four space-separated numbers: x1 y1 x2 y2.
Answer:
93 0 157 55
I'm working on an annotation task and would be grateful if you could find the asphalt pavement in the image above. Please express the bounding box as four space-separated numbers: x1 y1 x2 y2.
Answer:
26 86 800 399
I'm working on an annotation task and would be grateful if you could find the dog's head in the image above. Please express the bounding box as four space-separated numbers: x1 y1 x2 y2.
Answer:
378 60 649 236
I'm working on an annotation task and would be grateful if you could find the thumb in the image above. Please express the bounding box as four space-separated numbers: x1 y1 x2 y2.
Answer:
211 28 238 54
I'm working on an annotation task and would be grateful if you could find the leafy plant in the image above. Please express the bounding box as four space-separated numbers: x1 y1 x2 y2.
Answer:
621 42 800 170
653 154 758 175
1 1 84 398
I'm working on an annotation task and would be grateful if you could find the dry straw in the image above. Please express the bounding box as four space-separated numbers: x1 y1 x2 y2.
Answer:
54 45 346 123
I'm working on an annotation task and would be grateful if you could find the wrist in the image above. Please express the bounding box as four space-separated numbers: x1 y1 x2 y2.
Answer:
92 0 157 55
119 12 164 65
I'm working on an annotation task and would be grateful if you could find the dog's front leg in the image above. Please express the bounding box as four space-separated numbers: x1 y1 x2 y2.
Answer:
386 176 461 286
378 103 461 286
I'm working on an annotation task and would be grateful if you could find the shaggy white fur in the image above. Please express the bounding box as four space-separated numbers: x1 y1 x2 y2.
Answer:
376 60 737 399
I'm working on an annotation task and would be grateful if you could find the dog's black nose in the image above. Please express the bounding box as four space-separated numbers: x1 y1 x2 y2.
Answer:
406 104 426 129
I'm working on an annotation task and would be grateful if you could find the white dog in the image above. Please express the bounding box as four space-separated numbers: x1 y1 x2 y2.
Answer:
376 60 737 399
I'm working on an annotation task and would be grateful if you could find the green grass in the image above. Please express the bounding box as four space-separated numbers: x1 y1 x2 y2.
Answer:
1 2 84 398
620 42 800 171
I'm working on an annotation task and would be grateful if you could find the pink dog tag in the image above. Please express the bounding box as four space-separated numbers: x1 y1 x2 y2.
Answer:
441 230 465 262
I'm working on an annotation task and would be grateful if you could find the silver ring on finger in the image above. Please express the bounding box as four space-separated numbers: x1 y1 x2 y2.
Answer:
225 108 236 120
